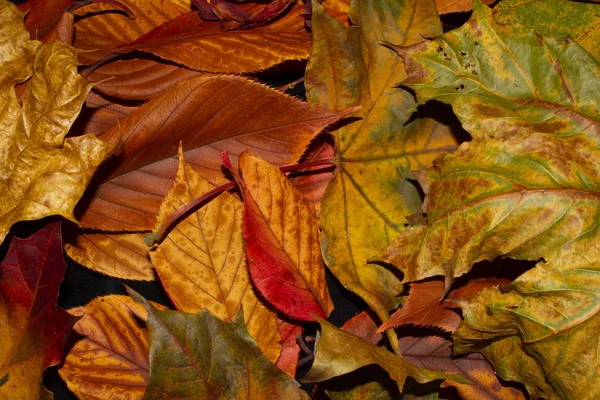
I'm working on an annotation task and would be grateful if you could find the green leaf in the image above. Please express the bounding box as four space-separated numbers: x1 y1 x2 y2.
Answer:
307 0 456 331
303 318 469 391
127 289 309 400
494 0 600 62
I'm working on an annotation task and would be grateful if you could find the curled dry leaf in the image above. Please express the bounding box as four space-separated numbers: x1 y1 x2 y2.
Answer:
303 318 468 390
0 222 78 399
306 0 458 326
0 1 114 245
129 289 310 399
76 74 352 231
237 152 334 321
380 2 600 398
149 148 281 362
59 295 161 400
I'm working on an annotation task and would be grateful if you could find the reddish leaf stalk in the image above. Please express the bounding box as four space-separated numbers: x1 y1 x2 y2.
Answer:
146 159 335 246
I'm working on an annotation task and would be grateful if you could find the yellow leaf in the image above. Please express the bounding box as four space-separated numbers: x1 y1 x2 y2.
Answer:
64 229 154 281
0 1 114 245
150 147 280 363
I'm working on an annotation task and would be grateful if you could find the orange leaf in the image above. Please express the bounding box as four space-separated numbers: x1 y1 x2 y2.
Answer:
341 310 383 345
435 0 494 14
111 6 310 74
76 75 352 231
379 278 510 333
400 335 526 399
276 319 302 377
149 148 281 362
72 91 137 136
238 152 334 321
59 295 164 399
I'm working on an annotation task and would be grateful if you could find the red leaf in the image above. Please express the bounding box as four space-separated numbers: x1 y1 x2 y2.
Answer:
276 319 302 377
0 222 78 393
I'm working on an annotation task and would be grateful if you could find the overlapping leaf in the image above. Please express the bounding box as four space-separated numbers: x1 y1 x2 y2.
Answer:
435 0 493 14
494 0 600 61
303 318 468 390
379 2 600 398
129 290 310 399
306 0 458 324
237 152 334 321
0 1 114 245
149 149 281 362
275 319 302 377
76 75 352 231
59 295 154 400
0 222 78 399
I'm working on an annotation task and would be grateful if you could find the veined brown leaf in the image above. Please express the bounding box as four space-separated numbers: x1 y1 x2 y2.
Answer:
303 318 468 390
76 75 351 231
306 0 457 329
71 91 138 137
64 229 154 281
494 0 600 61
149 148 280 362
111 5 311 73
238 152 334 321
341 310 383 345
129 290 310 399
59 295 157 400
0 2 114 245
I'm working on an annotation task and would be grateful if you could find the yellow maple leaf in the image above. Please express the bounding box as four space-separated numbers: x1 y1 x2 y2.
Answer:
0 0 115 245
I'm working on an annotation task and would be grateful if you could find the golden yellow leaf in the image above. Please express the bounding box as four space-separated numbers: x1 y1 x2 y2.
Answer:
149 148 280 363
0 1 114 245
59 295 159 400
64 229 154 281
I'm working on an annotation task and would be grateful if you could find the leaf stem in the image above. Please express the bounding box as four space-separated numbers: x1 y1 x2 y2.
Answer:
279 159 335 173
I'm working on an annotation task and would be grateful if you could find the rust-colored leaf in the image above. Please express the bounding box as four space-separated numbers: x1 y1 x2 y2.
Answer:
237 152 334 321
76 75 351 231
401 335 526 400
435 0 494 14
0 222 78 399
58 295 157 400
111 6 310 74
276 319 302 377
341 310 383 345
149 148 281 362
378 278 509 333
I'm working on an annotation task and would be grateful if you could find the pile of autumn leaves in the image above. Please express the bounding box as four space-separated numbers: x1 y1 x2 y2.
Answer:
1 0 600 398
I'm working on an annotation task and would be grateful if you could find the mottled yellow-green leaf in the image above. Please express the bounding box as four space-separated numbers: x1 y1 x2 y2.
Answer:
149 148 280 363
494 0 600 62
0 1 114 245
128 289 309 400
307 0 456 330
303 318 468 391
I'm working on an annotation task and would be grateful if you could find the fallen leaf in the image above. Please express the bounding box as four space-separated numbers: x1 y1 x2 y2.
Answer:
76 74 351 231
303 318 468 390
306 0 457 325
149 148 281 362
64 229 154 281
379 278 509 333
276 319 302 377
0 3 114 245
59 295 155 400
0 222 78 399
237 152 334 321
341 310 383 345
71 91 138 137
400 336 526 400
435 0 493 14
494 0 600 61
129 289 310 399
111 5 310 74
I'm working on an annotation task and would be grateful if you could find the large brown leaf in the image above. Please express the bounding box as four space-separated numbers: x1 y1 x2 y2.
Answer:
0 222 78 399
76 74 352 231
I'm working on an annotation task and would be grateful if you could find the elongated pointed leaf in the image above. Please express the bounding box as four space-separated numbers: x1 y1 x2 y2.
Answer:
238 152 334 321
494 0 600 61
59 295 154 400
306 0 457 324
0 222 77 399
76 75 352 231
303 318 468 390
149 149 280 362
0 3 114 245
128 290 310 399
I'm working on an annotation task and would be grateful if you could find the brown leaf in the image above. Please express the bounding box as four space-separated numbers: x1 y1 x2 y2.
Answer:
76 75 352 231
341 310 383 345
400 335 526 399
59 295 156 400
72 91 138 136
435 0 494 14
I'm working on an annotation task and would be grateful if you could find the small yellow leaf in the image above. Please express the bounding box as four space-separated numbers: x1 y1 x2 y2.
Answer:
150 148 281 362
